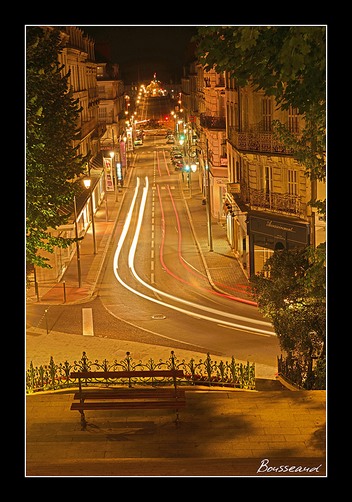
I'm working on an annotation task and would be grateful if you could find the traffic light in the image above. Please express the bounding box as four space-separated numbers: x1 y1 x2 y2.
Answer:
183 165 190 172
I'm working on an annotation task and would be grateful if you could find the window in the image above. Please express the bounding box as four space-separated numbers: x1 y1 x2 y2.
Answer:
216 73 225 86
235 160 240 183
98 86 106 97
262 98 272 131
262 165 273 194
219 94 225 117
288 169 298 195
98 107 107 120
288 106 299 133
243 94 249 130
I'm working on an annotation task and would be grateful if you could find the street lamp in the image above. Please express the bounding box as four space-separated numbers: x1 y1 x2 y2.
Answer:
204 139 213 251
171 111 176 136
83 177 97 255
184 163 197 196
73 194 82 288
109 150 118 201
188 140 213 251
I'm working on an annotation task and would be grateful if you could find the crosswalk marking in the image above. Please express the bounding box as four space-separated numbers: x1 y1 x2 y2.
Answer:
82 308 94 336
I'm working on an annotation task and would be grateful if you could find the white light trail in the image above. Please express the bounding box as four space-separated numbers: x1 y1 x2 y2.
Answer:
113 177 275 337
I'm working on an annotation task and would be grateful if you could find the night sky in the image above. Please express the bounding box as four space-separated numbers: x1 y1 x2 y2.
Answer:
79 25 199 85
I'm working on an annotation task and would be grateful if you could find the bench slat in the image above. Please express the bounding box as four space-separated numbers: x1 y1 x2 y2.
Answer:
71 400 186 411
73 389 185 400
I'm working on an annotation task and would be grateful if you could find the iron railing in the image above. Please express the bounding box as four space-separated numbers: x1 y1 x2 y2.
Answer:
234 180 306 218
249 188 305 217
277 354 326 390
228 125 296 155
26 351 256 394
200 114 226 130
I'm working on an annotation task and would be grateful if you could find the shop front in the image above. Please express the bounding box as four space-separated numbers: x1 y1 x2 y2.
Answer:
248 213 310 277
223 188 249 275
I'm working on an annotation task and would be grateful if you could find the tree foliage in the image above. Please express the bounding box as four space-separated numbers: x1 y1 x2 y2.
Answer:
193 26 326 213
194 26 326 115
250 245 326 387
193 26 327 388
26 26 88 270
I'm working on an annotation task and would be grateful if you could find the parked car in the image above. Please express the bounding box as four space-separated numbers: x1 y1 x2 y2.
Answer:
170 148 182 156
171 154 183 164
174 160 184 170
134 137 143 146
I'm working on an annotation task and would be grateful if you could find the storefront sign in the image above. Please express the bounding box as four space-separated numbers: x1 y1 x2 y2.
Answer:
227 182 241 193
249 215 309 245
103 157 115 192
126 128 133 151
120 141 127 167
116 162 122 182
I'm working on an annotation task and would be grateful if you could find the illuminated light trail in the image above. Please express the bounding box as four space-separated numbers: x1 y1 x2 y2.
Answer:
114 176 140 265
154 150 162 177
157 183 257 306
167 185 255 299
113 177 275 337
159 149 170 176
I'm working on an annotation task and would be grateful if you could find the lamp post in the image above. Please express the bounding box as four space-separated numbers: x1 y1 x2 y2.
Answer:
110 150 118 201
73 194 82 288
188 140 213 251
171 111 176 136
123 136 128 170
184 162 197 196
83 177 97 255
205 139 213 251
190 162 197 197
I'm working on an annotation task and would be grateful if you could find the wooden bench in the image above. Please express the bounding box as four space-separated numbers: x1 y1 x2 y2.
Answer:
70 369 186 430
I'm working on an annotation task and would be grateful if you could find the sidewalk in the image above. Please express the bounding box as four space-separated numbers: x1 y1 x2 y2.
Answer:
26 173 124 306
184 189 256 306
26 387 326 477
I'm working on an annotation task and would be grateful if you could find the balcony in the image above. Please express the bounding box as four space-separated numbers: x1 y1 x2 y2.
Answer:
220 155 228 167
247 188 305 217
228 126 295 155
79 118 97 140
91 123 106 140
200 113 226 130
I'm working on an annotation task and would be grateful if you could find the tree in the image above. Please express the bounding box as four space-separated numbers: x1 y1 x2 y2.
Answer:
250 245 326 388
26 26 88 272
193 26 326 216
193 26 327 388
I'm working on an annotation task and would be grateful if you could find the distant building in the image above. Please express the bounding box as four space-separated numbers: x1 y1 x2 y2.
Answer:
96 61 125 157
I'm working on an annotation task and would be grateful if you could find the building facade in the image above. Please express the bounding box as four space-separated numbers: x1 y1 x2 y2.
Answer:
181 63 228 218
34 26 107 284
58 26 102 167
96 62 125 158
181 62 326 278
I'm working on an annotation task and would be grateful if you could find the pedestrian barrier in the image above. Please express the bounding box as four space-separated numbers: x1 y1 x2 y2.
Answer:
26 351 256 393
